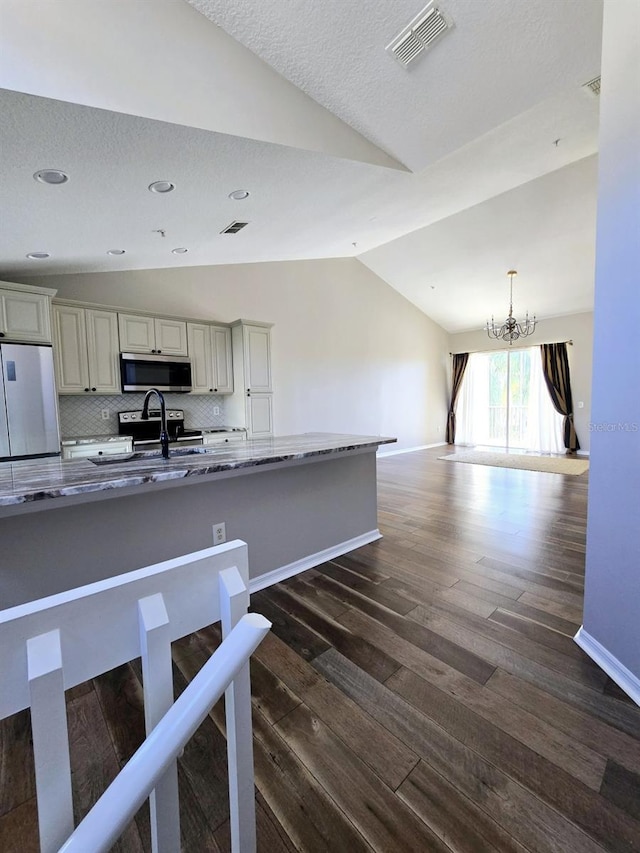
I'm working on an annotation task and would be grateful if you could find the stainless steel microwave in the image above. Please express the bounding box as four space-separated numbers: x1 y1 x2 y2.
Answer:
120 352 193 393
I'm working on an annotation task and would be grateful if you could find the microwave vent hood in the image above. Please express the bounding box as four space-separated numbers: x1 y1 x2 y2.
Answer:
120 352 192 393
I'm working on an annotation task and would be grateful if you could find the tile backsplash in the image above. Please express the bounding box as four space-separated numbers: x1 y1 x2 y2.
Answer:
58 394 227 437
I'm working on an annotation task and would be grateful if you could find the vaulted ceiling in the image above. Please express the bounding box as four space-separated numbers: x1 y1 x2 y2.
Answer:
0 0 603 331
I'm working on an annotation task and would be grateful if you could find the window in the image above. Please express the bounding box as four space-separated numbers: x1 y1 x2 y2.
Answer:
457 347 564 453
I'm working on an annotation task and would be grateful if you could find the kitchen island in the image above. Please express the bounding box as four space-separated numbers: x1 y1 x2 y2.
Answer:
0 433 395 608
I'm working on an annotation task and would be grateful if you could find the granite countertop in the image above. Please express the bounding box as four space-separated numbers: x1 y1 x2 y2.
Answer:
196 426 247 434
0 433 396 508
61 428 245 445
61 435 134 446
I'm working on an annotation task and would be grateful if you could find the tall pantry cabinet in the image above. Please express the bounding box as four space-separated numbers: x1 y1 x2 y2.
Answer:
226 320 273 437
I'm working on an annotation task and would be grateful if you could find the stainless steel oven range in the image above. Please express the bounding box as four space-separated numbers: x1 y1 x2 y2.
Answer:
118 409 203 451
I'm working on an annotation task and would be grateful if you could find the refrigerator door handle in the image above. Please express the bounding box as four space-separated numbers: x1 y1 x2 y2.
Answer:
6 361 16 381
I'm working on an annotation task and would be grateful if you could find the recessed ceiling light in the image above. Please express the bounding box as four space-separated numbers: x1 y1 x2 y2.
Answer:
148 181 175 194
229 189 250 200
107 249 126 255
171 247 188 254
34 169 69 185
26 252 50 259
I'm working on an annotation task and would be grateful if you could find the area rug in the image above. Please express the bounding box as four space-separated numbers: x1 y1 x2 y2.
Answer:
439 450 589 475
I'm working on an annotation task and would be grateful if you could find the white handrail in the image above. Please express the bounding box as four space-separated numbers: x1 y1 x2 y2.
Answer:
59 613 271 853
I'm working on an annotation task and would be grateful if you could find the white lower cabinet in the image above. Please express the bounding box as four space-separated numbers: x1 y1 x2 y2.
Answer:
247 394 273 437
61 439 133 460
201 433 246 447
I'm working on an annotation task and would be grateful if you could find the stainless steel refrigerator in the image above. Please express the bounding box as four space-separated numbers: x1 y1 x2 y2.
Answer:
0 343 60 460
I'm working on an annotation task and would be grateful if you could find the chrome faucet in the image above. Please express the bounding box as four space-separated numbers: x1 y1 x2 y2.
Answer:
141 388 170 459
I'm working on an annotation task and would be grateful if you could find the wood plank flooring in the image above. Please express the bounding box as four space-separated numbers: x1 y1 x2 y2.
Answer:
2 447 639 851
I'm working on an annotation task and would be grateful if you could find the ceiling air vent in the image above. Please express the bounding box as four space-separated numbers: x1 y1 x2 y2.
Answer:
583 75 601 96
221 221 249 234
386 2 451 68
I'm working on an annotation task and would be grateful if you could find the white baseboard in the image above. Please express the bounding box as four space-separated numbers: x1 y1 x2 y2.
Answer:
574 626 640 706
378 441 446 458
576 450 590 457
248 529 382 594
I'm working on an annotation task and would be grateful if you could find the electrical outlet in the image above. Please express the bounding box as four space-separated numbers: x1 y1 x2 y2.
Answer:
213 406 220 416
212 522 226 545
101 409 110 420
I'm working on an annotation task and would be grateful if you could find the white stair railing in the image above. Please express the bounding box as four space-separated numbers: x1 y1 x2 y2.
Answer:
0 539 270 853
59 613 270 853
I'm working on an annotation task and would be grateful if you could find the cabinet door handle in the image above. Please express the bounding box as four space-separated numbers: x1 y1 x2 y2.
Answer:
151 349 156 353
247 389 251 397
91 387 96 392
157 350 162 354
0 332 5 338
84 387 89 392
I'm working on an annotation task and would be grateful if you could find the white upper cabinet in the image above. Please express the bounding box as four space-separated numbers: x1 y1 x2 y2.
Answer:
240 323 272 393
118 314 154 353
155 318 188 355
119 314 187 355
0 281 56 343
53 305 88 392
212 325 233 394
187 322 233 394
86 309 121 393
186 323 213 393
53 305 120 394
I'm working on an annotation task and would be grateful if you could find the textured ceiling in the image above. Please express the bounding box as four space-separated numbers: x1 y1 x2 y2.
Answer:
0 0 604 330
188 0 603 172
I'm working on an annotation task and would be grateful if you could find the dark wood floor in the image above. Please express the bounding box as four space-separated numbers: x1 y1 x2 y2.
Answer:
2 447 639 852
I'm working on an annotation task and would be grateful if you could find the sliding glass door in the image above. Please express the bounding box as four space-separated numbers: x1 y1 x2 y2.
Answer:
457 347 564 452
487 348 530 449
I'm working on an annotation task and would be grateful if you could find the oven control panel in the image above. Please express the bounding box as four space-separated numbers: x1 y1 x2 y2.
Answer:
118 409 185 423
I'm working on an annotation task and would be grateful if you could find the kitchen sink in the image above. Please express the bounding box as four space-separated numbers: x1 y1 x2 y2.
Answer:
87 447 210 465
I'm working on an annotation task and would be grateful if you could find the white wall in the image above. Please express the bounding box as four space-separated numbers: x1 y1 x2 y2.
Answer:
20 258 450 450
582 0 640 687
0 0 398 170
449 312 594 451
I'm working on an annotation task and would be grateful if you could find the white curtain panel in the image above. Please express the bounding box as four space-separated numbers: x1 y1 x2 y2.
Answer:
456 352 491 446
526 348 565 453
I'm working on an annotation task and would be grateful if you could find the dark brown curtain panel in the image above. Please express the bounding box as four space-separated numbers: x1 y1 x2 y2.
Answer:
446 352 469 444
541 343 580 452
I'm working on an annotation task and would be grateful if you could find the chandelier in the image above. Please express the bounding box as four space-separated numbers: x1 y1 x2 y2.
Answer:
486 270 537 344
